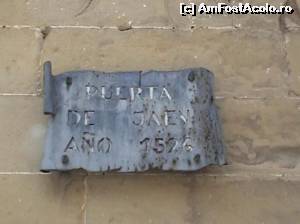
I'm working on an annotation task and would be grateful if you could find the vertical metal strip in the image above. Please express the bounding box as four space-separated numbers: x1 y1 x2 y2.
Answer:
43 61 55 115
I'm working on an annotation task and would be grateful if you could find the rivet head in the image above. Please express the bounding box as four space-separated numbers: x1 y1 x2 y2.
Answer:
62 155 69 165
188 72 195 82
66 77 72 86
172 159 177 165
194 154 201 164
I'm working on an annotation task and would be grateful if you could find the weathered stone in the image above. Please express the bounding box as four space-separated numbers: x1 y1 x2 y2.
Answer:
164 0 191 29
217 98 300 168
232 0 286 31
0 0 171 27
0 0 300 223
280 0 300 30
285 30 300 96
0 0 234 29
41 28 286 98
86 175 190 224
0 28 41 93
1 0 298 31
164 0 234 29
0 96 47 171
87 175 300 224
0 174 84 224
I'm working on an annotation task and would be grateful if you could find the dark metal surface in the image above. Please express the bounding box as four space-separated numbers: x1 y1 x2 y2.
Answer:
41 61 225 172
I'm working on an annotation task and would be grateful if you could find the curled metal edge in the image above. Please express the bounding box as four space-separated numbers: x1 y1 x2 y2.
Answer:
41 62 226 172
43 61 55 115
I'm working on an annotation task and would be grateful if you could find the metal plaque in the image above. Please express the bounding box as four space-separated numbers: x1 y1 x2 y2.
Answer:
41 62 225 172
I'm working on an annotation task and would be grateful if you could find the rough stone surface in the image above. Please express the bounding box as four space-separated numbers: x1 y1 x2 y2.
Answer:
87 176 300 224
0 0 300 223
87 175 189 224
0 174 84 224
166 0 234 29
286 30 300 96
280 0 300 30
217 98 300 168
41 29 286 98
0 0 170 27
0 96 46 171
0 28 41 93
1 0 299 31
0 0 236 29
233 0 287 31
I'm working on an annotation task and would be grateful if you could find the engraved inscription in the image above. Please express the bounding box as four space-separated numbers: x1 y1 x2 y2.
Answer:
64 85 195 155
85 84 172 101
41 66 225 172
132 109 190 126
139 136 193 153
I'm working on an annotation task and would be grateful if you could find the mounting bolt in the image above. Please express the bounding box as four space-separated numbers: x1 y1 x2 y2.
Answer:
188 72 195 82
194 154 201 164
62 155 69 165
172 159 177 165
66 77 72 86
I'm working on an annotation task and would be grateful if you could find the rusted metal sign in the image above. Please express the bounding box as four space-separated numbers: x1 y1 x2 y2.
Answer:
41 62 225 172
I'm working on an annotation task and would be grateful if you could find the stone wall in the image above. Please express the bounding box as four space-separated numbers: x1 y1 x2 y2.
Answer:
0 0 300 223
